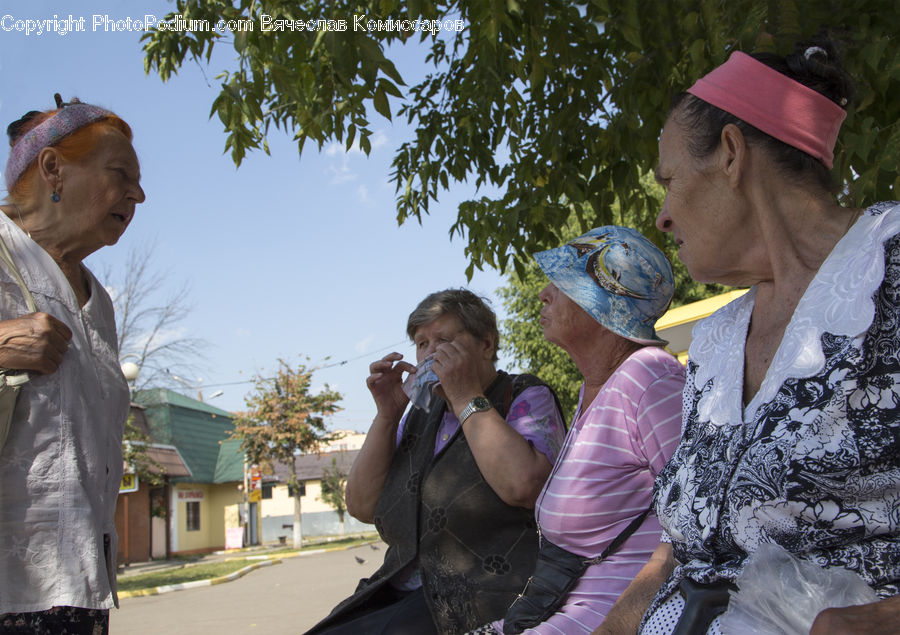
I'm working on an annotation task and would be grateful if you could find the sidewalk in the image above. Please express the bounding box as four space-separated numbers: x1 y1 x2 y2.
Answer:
112 541 386 634
116 533 378 598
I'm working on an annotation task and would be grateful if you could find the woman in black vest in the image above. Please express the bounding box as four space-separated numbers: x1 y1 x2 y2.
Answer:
306 289 567 635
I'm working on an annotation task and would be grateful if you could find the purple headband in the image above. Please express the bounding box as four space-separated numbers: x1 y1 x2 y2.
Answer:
5 101 112 190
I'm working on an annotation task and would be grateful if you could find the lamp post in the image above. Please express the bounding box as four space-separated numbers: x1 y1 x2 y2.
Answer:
120 354 141 397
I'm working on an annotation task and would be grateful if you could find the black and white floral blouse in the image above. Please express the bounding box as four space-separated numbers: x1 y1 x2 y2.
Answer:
642 202 900 632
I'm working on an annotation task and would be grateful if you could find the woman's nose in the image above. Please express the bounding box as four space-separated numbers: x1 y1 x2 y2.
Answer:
538 283 553 303
656 201 672 232
132 182 146 204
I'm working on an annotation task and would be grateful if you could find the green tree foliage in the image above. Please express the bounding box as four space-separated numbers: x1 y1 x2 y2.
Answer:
318 456 348 534
232 358 342 546
144 1 900 276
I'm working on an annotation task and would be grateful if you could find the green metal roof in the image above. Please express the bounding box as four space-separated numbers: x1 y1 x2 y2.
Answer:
214 438 246 483
134 389 240 483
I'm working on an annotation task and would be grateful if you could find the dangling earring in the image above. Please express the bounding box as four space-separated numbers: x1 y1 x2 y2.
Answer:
51 191 60 203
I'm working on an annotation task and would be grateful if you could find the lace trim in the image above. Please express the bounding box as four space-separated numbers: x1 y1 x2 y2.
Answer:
690 202 900 426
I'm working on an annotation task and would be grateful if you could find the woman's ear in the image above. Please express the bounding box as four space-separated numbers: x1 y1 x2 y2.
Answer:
718 123 747 188
36 147 63 193
481 334 497 361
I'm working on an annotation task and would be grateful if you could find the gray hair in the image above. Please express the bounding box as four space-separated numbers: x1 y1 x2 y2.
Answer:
406 289 499 362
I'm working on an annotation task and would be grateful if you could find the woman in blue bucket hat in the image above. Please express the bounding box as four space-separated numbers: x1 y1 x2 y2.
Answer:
470 226 686 635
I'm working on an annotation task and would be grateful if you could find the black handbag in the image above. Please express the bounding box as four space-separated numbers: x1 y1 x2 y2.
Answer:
670 578 737 635
502 507 651 634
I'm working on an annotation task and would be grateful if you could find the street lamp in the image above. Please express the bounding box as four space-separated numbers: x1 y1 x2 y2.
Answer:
169 374 223 402
120 354 141 396
121 362 139 383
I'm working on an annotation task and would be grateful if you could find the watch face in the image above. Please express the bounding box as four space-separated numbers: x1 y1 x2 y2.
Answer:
473 396 491 410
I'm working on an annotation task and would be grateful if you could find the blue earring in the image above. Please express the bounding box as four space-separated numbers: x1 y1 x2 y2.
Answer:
51 191 60 203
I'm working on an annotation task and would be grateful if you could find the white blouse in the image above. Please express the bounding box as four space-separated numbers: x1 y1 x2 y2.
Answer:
0 213 129 613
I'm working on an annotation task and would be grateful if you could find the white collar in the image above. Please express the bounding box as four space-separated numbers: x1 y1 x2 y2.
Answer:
689 202 900 426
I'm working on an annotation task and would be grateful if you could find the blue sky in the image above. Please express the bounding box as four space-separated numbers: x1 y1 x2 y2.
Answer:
0 1 518 431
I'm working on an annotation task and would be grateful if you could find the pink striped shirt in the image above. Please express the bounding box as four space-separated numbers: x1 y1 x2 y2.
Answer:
523 346 685 634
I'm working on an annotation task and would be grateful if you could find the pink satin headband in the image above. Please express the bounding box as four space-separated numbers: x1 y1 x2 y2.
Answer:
686 51 846 169
5 102 112 190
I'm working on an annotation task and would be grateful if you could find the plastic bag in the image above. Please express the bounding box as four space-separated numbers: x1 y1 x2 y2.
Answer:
720 542 877 635
402 356 440 412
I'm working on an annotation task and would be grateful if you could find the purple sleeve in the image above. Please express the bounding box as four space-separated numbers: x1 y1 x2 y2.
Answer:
395 412 408 449
505 385 567 464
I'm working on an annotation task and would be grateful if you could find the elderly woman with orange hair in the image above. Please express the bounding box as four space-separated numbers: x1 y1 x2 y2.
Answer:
0 95 145 633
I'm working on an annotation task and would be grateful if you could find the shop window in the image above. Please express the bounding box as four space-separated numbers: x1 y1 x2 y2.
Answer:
287 483 306 497
186 501 200 531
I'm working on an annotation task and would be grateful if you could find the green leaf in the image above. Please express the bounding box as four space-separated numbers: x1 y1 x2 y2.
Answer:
372 87 392 120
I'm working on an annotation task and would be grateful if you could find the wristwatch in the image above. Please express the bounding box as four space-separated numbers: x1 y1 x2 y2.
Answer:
459 395 492 424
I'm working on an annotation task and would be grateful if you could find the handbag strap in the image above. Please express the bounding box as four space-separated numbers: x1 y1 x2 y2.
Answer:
0 232 37 313
584 505 653 565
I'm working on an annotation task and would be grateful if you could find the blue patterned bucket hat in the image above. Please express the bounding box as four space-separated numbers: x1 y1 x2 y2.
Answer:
534 226 675 345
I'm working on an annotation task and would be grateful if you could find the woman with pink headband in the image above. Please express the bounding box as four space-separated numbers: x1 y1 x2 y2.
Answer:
0 96 145 633
594 36 900 635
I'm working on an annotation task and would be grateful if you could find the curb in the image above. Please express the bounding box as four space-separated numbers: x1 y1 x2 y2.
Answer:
117 538 379 599
119 558 281 599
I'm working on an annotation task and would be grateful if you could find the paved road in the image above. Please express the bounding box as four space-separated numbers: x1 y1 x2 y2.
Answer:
111 542 385 634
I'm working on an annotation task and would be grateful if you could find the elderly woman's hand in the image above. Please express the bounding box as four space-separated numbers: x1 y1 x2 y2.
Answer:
366 352 416 424
809 595 900 634
431 335 486 411
0 313 72 375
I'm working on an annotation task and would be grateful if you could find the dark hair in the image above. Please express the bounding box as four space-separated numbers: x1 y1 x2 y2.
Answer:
671 33 854 193
406 288 500 362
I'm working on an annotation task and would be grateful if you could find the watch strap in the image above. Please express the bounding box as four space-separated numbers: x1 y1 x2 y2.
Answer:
459 395 491 424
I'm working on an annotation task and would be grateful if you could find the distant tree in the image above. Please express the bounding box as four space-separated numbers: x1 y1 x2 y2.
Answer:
144 1 899 276
319 456 349 536
97 241 207 390
121 413 165 487
232 358 342 548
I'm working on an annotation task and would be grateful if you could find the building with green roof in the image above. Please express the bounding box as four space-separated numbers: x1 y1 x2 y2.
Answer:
134 389 251 555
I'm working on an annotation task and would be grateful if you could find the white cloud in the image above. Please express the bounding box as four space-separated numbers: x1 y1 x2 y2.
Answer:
323 130 389 156
328 155 356 184
355 334 375 353
369 130 388 150
325 130 390 185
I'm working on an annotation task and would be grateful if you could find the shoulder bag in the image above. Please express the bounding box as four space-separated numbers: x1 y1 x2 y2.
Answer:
0 233 37 451
502 506 652 634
